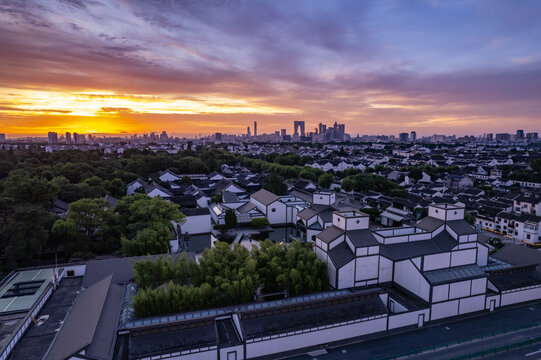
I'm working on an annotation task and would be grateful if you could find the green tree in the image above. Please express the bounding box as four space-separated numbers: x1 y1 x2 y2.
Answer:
67 198 110 237
224 209 237 229
263 173 287 195
317 173 334 189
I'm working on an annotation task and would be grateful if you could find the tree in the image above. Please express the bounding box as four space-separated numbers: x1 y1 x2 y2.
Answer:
251 218 269 228
263 173 287 195
67 198 110 237
121 222 172 256
341 177 355 192
2 170 59 207
224 209 237 229
464 211 475 225
317 173 334 189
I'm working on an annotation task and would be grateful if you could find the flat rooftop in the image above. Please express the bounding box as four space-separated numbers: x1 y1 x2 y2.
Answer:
0 269 54 314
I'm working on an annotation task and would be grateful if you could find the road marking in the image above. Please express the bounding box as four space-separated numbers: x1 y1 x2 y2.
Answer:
341 349 347 354
525 349 541 357
529 308 535 311
445 326 451 330
308 350 327 357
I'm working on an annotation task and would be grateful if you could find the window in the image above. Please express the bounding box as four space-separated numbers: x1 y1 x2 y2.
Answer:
67 270 75 277
271 208 276 212
356 220 360 224
1 280 45 298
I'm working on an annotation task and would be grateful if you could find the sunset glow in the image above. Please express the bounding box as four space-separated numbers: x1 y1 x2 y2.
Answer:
1 0 540 137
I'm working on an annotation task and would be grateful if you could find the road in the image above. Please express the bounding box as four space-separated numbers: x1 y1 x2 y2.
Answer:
282 301 541 360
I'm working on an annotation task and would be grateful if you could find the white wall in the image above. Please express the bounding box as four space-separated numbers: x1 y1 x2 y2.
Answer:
245 317 387 359
338 261 355 289
432 284 449 303
501 287 541 306
459 295 485 315
394 260 430 301
378 256 393 283
423 253 451 271
355 256 379 282
431 299 459 320
388 309 430 330
180 215 212 235
161 348 217 360
449 281 471 299
266 201 287 224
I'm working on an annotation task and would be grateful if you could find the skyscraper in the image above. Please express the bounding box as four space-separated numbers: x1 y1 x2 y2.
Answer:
399 132 409 142
247 126 251 137
294 121 305 137
65 132 71 144
0 134 5 142
47 132 58 144
254 121 257 137
516 129 524 140
410 131 416 142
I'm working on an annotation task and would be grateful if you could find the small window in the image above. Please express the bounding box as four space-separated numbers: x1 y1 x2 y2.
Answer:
271 208 276 212
356 220 360 224
67 270 75 277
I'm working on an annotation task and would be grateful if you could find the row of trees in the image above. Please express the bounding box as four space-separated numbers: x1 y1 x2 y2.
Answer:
131 240 328 317
341 173 408 198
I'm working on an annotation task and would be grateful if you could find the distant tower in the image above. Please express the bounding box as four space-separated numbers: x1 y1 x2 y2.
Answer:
410 131 416 142
47 132 58 144
399 132 409 142
247 126 251 137
294 121 305 137
254 121 257 137
65 132 71 144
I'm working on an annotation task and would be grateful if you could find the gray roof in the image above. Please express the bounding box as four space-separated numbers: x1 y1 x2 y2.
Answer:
297 207 317 220
416 217 445 232
316 226 345 244
46 275 113 360
238 202 257 213
423 264 486 285
181 207 210 216
328 242 355 268
488 266 541 291
222 191 239 203
83 258 135 288
86 283 124 359
346 229 380 247
447 220 477 235
492 244 541 268
251 189 279 206
379 231 457 261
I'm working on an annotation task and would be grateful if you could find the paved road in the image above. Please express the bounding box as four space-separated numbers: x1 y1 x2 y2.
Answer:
411 326 541 359
284 301 541 360
489 343 541 360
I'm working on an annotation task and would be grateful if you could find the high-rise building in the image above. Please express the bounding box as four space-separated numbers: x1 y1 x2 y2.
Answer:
516 129 524 140
280 129 286 137
247 127 251 137
0 134 5 142
215 132 222 141
410 131 416 142
160 131 168 142
294 121 305 137
399 132 409 142
495 133 510 141
47 132 58 144
65 132 71 144
254 121 257 137
486 133 494 141
73 132 85 145
526 132 539 142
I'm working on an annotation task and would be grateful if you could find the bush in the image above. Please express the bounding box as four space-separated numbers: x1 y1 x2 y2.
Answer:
251 218 270 228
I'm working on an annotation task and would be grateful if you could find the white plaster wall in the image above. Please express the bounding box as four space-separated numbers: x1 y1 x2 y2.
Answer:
338 261 355 289
345 216 369 230
431 299 459 320
266 201 287 224
388 309 430 330
355 256 379 282
63 264 86 277
501 287 541 306
245 317 387 358
476 244 489 266
471 278 487 295
450 249 477 267
219 345 244 360
423 253 451 271
328 260 337 289
459 295 485 314
394 260 430 301
356 247 368 256
449 281 471 299
180 215 212 235
378 256 393 283
432 284 449 303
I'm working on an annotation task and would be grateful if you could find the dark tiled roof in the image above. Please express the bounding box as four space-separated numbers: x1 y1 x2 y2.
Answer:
492 244 541 268
424 264 486 285
251 189 279 206
181 208 210 216
447 219 476 235
316 226 344 244
380 231 457 261
298 207 317 220
328 242 355 268
346 229 380 247
488 266 541 291
417 217 445 232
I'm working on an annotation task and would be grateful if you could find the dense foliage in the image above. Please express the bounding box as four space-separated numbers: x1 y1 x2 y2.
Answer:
131 240 328 317
341 173 408 198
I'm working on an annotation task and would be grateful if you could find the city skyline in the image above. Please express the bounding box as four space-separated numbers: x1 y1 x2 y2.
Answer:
1 1 540 136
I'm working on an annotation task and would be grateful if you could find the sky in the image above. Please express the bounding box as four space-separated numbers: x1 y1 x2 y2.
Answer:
0 0 540 137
